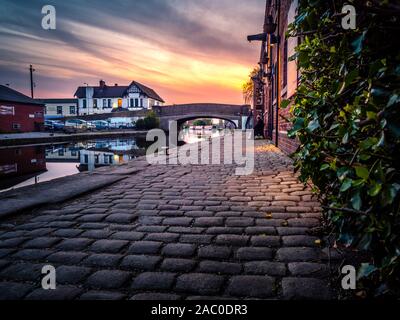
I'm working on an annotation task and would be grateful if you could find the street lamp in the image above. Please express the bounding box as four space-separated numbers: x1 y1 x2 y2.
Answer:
264 15 277 34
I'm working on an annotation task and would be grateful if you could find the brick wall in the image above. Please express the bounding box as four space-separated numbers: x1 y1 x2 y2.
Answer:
272 130 299 155
0 101 44 133
262 0 300 156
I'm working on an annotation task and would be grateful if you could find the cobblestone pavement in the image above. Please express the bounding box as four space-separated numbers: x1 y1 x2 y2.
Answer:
0 140 335 300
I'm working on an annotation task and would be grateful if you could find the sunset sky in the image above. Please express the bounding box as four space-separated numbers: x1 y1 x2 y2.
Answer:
0 0 265 104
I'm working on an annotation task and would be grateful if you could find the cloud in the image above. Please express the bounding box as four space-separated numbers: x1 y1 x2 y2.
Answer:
0 0 265 103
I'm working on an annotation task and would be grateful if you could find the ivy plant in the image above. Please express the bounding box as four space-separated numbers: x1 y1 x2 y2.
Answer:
286 0 400 296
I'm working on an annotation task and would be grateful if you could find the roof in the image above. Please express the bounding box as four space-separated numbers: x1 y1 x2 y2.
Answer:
74 81 164 103
0 85 44 105
129 81 165 103
36 98 77 104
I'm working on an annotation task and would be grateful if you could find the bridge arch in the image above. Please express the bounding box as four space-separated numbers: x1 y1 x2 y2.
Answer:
153 103 251 131
177 115 238 129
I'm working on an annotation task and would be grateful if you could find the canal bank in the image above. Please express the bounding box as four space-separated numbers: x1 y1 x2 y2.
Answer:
0 130 148 147
0 138 337 300
0 130 226 216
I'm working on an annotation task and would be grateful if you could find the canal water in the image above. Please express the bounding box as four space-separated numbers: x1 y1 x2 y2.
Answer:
0 129 225 192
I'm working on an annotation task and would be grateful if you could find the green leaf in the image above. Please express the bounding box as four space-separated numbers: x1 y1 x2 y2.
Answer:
355 166 369 180
351 192 362 210
292 117 305 132
320 163 330 171
345 69 359 87
340 178 353 192
352 31 367 55
358 233 372 251
280 99 291 109
307 119 320 132
369 183 382 197
352 179 365 187
342 132 349 144
387 94 399 108
357 263 377 280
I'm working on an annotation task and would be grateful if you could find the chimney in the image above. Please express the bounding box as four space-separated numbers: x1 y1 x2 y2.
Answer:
99 80 106 88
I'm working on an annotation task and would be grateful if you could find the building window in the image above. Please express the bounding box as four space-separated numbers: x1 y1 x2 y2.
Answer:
108 99 112 108
287 0 299 98
140 98 144 107
57 106 63 115
118 99 122 108
93 99 98 109
35 112 43 118
103 99 107 108
283 39 288 89
12 123 21 130
70 106 76 114
82 99 87 109
135 99 139 107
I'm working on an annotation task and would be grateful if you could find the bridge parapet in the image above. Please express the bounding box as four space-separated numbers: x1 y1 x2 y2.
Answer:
153 103 251 117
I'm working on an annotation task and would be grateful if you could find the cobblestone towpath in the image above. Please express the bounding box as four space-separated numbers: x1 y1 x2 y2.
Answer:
0 140 335 300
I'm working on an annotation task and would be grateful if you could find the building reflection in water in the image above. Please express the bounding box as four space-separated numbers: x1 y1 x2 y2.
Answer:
0 138 148 192
77 139 146 172
0 146 47 190
0 132 217 192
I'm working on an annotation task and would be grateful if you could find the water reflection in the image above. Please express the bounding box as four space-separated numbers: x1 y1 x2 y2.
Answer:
0 137 149 192
0 130 226 192
179 127 225 144
0 146 47 190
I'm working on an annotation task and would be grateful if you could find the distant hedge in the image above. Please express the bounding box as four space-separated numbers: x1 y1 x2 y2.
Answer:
285 0 400 296
136 111 160 130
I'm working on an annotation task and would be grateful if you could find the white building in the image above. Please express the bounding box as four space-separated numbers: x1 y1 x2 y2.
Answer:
74 80 165 115
37 99 78 119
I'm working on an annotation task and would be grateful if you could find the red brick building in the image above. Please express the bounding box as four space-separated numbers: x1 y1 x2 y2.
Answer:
249 0 299 155
0 85 45 133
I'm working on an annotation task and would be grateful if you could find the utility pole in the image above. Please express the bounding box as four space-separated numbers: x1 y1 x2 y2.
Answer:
29 65 35 98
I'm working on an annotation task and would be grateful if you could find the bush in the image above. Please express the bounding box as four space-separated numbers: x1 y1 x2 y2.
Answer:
136 111 160 130
193 119 211 126
286 0 400 296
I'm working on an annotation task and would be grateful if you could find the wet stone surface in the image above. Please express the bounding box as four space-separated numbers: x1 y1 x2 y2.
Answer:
0 141 334 300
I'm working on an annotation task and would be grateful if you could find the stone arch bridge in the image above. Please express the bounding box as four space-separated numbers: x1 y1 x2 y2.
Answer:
152 103 251 131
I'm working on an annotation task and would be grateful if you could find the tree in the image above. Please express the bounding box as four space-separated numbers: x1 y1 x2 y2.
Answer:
193 119 212 126
136 111 160 130
242 67 260 104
